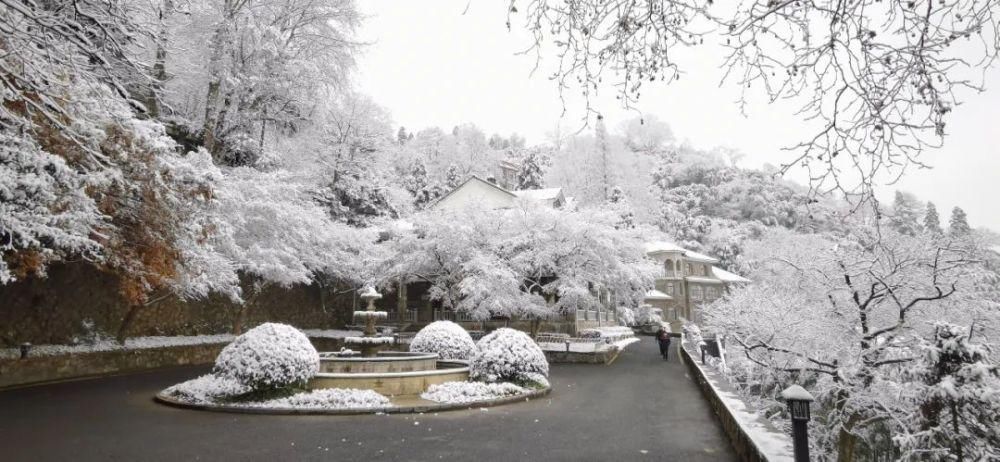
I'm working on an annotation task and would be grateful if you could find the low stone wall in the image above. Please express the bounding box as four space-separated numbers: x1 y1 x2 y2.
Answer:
0 337 347 390
544 349 620 364
679 342 793 462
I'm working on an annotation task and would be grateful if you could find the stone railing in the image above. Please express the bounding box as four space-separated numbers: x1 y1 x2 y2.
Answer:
432 310 476 322
678 338 794 462
387 310 418 323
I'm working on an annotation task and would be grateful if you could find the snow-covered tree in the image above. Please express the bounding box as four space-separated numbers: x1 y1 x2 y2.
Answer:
622 115 674 155
607 186 636 230
890 191 923 236
949 207 971 237
896 323 1000 461
381 203 657 335
514 148 550 190
924 202 943 236
705 225 991 458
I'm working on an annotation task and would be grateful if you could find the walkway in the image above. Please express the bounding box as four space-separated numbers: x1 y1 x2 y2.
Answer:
0 337 735 461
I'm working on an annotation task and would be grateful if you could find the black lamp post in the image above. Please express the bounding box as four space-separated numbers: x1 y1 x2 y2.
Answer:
19 342 32 359
780 384 814 462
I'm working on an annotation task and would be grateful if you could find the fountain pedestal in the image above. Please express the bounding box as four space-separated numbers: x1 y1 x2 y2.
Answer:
346 286 394 357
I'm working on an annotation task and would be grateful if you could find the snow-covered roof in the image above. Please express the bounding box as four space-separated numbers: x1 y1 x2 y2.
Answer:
685 276 724 284
512 188 563 201
683 250 720 264
644 241 720 263
644 290 673 301
712 266 751 284
644 241 687 253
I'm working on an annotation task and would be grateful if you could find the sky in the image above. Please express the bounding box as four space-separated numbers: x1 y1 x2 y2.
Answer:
354 1 999 231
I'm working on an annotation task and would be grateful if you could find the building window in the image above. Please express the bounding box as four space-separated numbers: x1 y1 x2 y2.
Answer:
692 285 703 301
685 263 692 275
666 283 675 295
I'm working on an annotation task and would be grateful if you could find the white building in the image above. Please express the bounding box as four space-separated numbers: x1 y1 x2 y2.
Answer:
430 176 566 211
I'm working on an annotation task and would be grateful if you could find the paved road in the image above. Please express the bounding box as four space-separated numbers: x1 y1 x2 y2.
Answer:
0 337 735 462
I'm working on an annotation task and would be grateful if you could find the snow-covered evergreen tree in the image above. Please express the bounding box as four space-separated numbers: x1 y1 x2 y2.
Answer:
608 186 636 229
924 202 943 235
896 323 1000 461
890 191 923 236
949 207 971 236
515 149 550 190
445 163 463 189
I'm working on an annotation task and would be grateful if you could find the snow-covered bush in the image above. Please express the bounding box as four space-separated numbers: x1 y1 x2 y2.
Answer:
255 388 391 410
164 374 249 404
470 328 549 386
409 321 478 360
213 323 319 392
421 381 526 404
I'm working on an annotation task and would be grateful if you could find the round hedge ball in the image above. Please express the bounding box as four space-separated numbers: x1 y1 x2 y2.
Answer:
470 328 549 384
213 323 319 391
409 320 478 360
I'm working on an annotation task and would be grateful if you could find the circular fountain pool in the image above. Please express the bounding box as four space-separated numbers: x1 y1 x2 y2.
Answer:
310 351 469 396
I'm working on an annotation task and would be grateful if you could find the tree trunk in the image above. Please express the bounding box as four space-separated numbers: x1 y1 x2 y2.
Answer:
117 304 143 345
232 305 248 336
148 0 173 118
202 8 233 153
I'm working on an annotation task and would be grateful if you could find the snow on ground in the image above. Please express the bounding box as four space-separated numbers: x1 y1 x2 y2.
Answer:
538 337 640 353
682 342 795 461
163 374 249 404
2 329 362 360
164 374 391 409
0 334 236 359
248 388 390 410
420 381 526 404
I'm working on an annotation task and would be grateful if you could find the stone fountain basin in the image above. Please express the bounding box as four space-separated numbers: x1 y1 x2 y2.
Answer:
310 355 470 396
318 351 438 374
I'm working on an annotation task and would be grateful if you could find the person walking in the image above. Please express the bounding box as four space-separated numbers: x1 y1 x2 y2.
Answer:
655 325 672 361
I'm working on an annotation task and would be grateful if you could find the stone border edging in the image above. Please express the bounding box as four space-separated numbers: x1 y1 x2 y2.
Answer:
679 341 782 462
154 385 551 416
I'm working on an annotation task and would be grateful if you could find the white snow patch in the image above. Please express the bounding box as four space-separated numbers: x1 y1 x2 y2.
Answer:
248 388 391 410
420 381 526 404
0 334 235 359
343 336 395 345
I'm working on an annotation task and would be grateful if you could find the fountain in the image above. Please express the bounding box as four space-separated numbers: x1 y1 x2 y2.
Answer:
308 286 470 396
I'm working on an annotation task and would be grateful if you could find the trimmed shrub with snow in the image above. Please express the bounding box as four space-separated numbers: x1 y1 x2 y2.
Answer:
213 323 319 392
470 328 549 386
164 374 249 404
254 388 390 410
409 320 478 360
421 381 526 404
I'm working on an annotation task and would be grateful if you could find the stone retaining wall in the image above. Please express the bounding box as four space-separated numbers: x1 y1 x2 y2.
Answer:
0 337 346 390
679 342 791 462
544 349 620 364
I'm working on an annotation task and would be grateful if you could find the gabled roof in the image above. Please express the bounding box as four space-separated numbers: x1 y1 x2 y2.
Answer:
712 266 751 284
428 175 516 209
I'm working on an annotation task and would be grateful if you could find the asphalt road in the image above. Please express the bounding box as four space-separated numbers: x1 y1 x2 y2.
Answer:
0 337 735 462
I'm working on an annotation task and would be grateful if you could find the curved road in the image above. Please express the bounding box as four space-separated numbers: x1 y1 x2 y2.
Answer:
0 337 735 461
